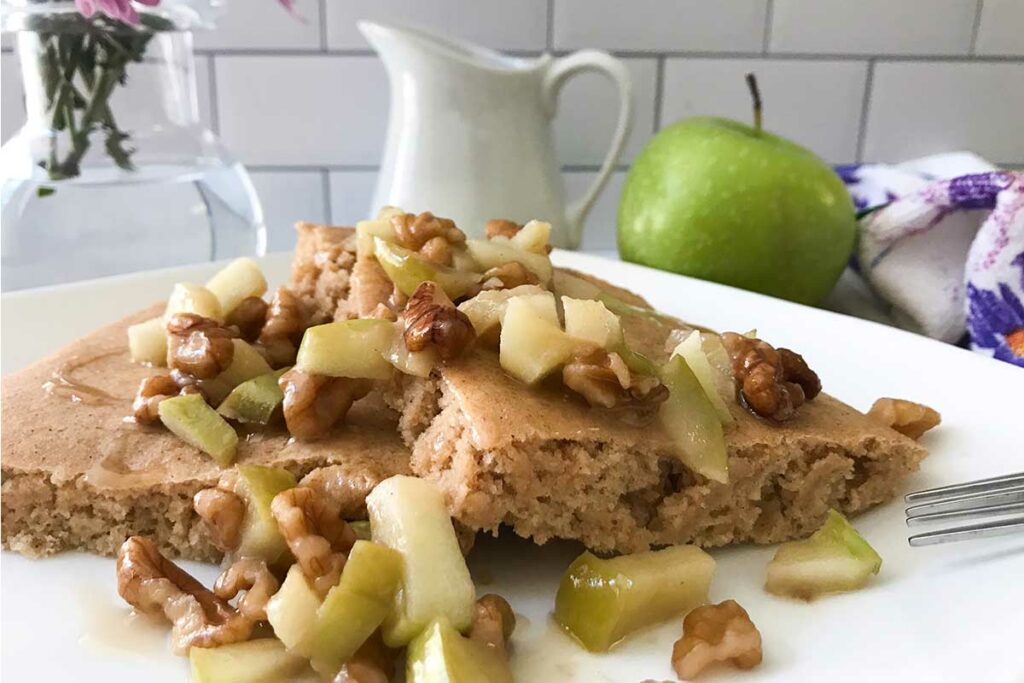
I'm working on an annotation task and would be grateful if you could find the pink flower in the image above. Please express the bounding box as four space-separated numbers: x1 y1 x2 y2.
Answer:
74 0 160 25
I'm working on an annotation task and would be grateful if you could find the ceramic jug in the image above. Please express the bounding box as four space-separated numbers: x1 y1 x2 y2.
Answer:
360 21 633 249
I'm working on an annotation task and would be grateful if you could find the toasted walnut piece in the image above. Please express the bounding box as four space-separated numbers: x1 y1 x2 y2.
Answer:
167 313 238 379
720 332 821 422
369 302 398 322
418 235 453 266
563 348 669 411
350 258 397 319
868 398 941 440
117 536 253 654
391 211 466 252
278 368 373 441
403 281 476 360
672 600 763 680
271 486 356 597
228 296 269 342
257 287 306 367
485 219 522 240
213 558 280 622
469 594 516 660
333 632 394 683
193 486 245 553
132 374 180 424
481 261 540 290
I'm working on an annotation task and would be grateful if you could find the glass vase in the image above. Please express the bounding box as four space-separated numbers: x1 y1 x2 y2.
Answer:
0 1 266 291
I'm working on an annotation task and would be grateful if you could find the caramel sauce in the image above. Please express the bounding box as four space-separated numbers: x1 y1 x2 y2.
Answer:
42 348 129 405
81 433 170 490
77 585 169 658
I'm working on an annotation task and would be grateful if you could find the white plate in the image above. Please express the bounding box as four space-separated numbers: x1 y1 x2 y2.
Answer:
3 252 1023 683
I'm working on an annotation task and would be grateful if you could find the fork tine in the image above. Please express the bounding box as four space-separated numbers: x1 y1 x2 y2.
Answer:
908 515 1024 546
905 485 1024 517
905 472 1024 503
905 501 1024 526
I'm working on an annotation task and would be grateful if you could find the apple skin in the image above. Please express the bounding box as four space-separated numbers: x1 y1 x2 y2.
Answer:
618 117 856 305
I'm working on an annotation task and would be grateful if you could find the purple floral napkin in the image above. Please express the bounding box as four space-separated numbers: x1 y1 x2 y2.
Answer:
838 159 1024 368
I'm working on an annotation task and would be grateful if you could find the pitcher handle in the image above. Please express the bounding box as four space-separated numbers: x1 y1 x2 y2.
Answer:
542 50 633 249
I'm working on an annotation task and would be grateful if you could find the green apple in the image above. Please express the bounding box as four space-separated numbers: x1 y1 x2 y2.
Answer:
189 638 311 683
618 87 855 305
406 618 513 683
554 545 715 652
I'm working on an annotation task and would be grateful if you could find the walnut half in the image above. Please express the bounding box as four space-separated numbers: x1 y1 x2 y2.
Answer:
672 599 763 680
868 397 941 440
403 281 476 360
562 348 668 413
116 536 253 654
720 332 821 422
166 313 237 380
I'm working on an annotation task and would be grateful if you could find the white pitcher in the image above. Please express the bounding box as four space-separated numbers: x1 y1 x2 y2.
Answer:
360 21 633 249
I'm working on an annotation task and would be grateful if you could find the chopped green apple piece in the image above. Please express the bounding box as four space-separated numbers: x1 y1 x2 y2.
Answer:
164 282 223 322
296 319 396 380
234 464 297 563
350 520 372 541
658 356 729 483
765 509 882 600
499 296 584 385
367 475 475 648
562 297 621 349
217 369 286 425
310 540 403 675
509 219 551 254
374 237 480 300
158 394 238 466
201 340 274 405
386 332 437 378
552 271 678 326
127 317 168 366
266 565 322 657
205 257 268 316
355 206 404 259
466 238 552 285
189 638 310 683
457 285 547 339
671 331 735 426
407 618 513 683
554 545 715 652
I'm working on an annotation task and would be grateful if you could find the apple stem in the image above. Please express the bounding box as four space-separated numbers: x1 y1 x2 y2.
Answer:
745 73 762 135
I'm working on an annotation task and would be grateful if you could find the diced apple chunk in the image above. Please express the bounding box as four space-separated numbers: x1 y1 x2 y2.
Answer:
671 331 735 426
355 207 403 260
234 464 297 563
158 394 238 466
562 297 622 349
457 285 547 339
189 638 310 683
499 296 583 385
466 238 552 285
367 475 475 648
509 219 552 254
765 510 882 600
406 618 513 683
127 317 168 366
296 319 396 380
217 370 285 425
658 356 728 483
310 540 403 675
205 258 268 316
553 271 678 325
385 334 437 378
554 545 715 652
164 283 223 322
374 237 480 300
201 340 274 406
266 565 322 657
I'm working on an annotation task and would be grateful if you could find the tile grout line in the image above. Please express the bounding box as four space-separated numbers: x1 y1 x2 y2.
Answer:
321 167 333 222
854 59 876 163
969 0 985 56
317 0 328 52
546 0 554 52
762 0 775 55
652 56 665 131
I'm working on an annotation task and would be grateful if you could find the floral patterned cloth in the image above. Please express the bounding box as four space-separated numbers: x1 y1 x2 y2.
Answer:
841 161 1024 368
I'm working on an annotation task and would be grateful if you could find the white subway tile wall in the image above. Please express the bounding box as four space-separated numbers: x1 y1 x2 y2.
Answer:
1 0 1021 251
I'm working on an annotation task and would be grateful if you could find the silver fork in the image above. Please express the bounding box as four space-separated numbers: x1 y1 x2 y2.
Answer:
905 472 1024 546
